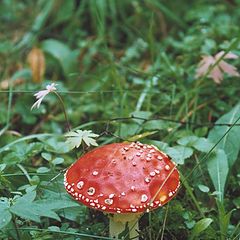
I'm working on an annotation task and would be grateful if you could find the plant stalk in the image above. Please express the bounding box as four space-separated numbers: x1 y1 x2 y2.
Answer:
109 213 141 239
53 91 71 132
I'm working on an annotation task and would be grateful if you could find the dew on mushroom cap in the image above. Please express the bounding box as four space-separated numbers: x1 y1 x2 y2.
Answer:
64 142 180 214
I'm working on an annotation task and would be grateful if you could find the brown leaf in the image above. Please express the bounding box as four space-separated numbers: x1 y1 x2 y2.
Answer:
195 51 240 84
27 47 45 83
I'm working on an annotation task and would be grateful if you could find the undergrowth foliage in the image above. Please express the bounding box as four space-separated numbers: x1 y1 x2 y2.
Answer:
0 0 240 239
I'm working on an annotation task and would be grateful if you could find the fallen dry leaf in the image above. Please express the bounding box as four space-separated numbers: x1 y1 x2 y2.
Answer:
195 51 239 84
27 47 45 83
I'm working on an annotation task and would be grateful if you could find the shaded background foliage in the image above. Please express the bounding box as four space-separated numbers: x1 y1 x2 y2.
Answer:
0 0 240 239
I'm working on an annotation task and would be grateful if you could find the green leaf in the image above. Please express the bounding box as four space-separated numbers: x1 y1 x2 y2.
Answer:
177 136 198 146
207 149 229 202
198 184 210 193
192 137 214 153
208 103 240 168
0 200 12 229
143 120 169 130
177 136 214 152
10 191 65 222
65 130 99 149
190 218 213 239
54 0 74 24
41 39 78 78
37 167 50 173
165 146 193 165
217 200 234 239
34 199 79 210
52 157 64 165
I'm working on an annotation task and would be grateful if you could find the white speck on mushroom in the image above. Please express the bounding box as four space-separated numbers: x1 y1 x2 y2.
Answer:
94 199 99 203
67 185 71 190
87 187 96 196
92 171 99 176
150 171 156 177
147 153 152 158
149 149 155 153
136 152 141 157
146 208 150 213
70 188 74 192
109 193 115 199
141 194 148 203
90 203 95 207
77 181 84 189
130 204 135 208
157 156 163 160
145 177 151 183
132 161 137 166
121 192 126 196
102 206 107 210
169 192 173 197
131 186 136 191
86 198 89 202
105 198 113 205
165 165 170 171
131 209 137 212
146 157 151 161
155 169 160 174
117 210 121 213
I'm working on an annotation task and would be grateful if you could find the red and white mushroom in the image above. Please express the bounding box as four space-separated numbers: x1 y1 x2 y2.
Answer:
64 142 180 239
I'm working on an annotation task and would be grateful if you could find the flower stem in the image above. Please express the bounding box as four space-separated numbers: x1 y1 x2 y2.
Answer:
53 91 71 132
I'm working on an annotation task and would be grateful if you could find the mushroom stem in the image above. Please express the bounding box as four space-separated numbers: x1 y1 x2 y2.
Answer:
109 213 141 239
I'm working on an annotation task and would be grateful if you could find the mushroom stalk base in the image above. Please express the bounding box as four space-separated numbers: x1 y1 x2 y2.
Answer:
109 213 141 239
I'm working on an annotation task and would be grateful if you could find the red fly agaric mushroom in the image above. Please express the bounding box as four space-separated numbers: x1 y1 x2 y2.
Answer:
64 142 180 239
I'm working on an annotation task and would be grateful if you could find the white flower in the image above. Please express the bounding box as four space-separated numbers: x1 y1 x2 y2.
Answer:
65 130 99 149
31 83 58 110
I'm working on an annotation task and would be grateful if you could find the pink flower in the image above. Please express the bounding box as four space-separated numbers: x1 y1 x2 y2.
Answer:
31 83 57 110
195 51 239 84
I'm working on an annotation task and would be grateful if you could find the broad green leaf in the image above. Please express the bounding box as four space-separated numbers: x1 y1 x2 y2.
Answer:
198 184 210 193
54 0 74 24
177 136 214 152
177 136 198 146
193 137 214 153
10 191 67 222
207 149 228 202
52 157 64 165
208 103 240 168
190 218 213 239
143 120 169 130
42 137 71 153
0 201 12 229
37 167 50 173
41 39 78 78
165 146 193 165
65 130 99 149
34 199 79 210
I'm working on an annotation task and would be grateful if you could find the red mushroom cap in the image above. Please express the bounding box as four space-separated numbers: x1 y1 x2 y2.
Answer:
64 142 180 214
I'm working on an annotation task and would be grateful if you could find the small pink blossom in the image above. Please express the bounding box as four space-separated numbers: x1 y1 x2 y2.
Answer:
196 51 239 84
31 83 58 110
